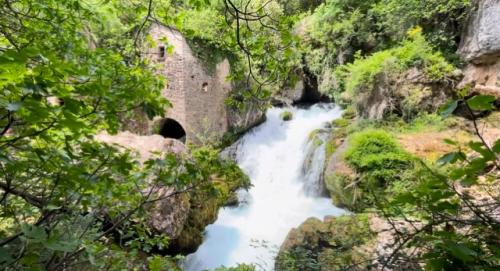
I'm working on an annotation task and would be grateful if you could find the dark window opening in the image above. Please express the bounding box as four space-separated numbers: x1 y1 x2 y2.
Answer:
158 46 166 60
159 118 186 142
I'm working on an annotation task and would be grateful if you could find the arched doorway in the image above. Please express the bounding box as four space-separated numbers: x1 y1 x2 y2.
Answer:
158 118 186 143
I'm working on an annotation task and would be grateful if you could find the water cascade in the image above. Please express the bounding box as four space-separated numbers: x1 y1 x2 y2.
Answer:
184 104 346 270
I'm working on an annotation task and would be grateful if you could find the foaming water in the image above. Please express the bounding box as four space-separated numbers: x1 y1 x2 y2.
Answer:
183 104 346 270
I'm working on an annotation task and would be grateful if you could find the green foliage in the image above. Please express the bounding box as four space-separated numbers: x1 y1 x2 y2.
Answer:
277 0 323 15
0 0 255 269
348 113 449 135
373 0 472 58
340 28 453 98
371 96 500 269
178 0 302 105
281 110 293 121
342 129 415 210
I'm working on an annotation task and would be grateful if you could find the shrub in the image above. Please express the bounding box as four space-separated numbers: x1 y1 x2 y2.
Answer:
343 129 415 208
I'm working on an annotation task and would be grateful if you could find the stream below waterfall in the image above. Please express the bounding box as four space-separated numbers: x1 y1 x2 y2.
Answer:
183 103 346 271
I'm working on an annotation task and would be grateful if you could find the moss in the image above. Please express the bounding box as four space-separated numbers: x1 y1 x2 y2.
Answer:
332 118 349 128
281 111 293 121
341 106 356 120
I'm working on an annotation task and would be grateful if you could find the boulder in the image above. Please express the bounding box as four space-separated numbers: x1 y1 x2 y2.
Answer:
276 215 376 271
95 132 190 239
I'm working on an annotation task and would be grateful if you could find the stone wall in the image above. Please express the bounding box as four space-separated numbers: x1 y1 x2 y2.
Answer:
458 0 500 98
148 24 231 143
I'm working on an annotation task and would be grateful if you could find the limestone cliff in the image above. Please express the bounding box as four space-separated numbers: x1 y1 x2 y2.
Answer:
458 0 500 98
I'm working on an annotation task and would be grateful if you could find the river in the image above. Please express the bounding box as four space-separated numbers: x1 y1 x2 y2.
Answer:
184 103 346 270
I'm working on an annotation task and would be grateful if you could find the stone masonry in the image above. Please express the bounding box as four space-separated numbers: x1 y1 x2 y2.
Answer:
148 24 231 143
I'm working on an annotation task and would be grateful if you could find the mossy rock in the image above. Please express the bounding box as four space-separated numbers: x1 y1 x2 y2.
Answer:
281 111 293 121
332 118 349 128
325 173 363 211
276 214 376 271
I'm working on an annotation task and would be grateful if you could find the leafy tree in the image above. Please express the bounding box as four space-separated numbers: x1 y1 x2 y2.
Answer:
370 95 500 269
0 0 253 269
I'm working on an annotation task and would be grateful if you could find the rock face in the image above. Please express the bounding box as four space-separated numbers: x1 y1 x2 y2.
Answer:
458 0 500 98
95 132 190 239
459 0 500 64
357 68 457 120
227 102 266 133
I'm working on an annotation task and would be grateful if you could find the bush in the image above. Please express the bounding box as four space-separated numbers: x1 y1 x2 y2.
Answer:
343 129 415 209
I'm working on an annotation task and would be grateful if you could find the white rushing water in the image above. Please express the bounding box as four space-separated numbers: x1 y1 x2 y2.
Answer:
184 103 346 271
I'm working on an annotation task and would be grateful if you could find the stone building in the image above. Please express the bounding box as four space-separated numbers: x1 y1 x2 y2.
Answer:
147 24 232 143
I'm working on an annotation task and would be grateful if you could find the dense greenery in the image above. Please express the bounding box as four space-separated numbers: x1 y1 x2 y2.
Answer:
0 0 250 270
1 0 498 270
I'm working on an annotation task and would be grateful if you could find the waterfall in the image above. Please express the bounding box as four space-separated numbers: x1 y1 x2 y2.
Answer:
183 103 346 271
301 125 332 196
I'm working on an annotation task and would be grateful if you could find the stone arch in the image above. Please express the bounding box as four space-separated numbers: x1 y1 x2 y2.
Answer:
158 118 186 142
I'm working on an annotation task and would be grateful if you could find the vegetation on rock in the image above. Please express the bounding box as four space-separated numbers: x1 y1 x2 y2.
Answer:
281 111 294 121
276 214 375 271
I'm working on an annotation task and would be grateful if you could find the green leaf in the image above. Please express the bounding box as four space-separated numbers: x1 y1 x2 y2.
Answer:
443 139 457 146
44 239 78 252
439 100 458 117
21 224 47 242
437 152 461 166
466 95 496 110
443 241 477 262
492 139 500 153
